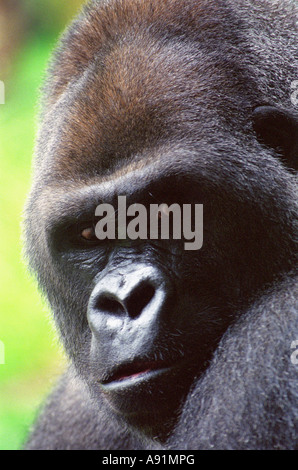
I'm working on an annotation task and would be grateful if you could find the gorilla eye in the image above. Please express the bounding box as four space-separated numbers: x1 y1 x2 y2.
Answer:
252 105 298 171
80 226 97 242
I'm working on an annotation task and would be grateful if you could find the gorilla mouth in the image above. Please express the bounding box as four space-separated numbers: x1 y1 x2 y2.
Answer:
102 360 171 385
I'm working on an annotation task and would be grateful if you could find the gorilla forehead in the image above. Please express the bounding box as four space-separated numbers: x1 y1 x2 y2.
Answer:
37 0 261 180
45 0 220 106
30 0 297 218
50 39 217 171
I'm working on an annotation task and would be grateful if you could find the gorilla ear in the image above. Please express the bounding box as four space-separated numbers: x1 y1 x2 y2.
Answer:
252 105 298 171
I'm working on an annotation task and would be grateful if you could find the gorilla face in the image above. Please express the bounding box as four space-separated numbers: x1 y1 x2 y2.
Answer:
24 0 297 442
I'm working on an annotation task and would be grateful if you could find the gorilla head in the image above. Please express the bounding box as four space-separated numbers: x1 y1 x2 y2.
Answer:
24 0 297 449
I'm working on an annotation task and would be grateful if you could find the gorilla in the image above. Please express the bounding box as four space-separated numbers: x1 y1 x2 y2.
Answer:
24 0 297 450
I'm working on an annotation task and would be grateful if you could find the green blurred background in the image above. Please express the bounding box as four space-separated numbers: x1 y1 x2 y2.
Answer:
0 0 86 450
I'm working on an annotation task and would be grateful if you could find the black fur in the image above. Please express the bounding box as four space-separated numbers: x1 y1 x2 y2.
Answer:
24 0 297 450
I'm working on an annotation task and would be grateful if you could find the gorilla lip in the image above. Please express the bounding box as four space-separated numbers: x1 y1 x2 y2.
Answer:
101 361 170 386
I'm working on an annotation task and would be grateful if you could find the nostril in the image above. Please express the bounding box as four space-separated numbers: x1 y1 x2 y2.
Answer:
126 282 156 318
96 295 126 316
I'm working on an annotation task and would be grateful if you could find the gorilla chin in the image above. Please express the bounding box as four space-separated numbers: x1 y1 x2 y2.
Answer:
24 0 298 450
97 363 191 439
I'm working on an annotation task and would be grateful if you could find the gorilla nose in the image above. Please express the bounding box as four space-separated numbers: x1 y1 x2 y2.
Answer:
89 264 170 320
96 281 156 318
